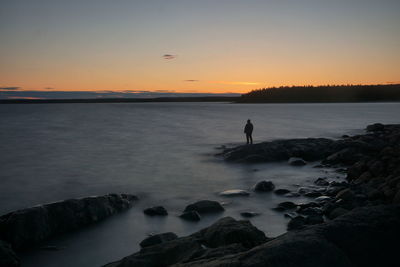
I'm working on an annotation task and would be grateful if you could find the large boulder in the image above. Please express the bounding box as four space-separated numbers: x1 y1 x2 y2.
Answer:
288 157 306 166
104 217 268 267
0 194 137 250
253 180 275 192
140 232 178 248
0 240 19 267
183 200 224 214
219 190 250 197
143 206 168 216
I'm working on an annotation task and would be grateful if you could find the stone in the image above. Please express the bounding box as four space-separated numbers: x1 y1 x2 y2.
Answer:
183 200 224 214
140 232 178 248
0 240 19 267
288 157 307 166
336 189 355 201
305 191 323 197
219 189 250 197
287 216 306 230
143 206 168 216
179 211 201 221
274 189 291 195
328 207 349 219
0 194 138 250
253 180 275 192
240 212 260 218
277 201 297 210
366 123 384 132
306 214 324 225
314 178 329 186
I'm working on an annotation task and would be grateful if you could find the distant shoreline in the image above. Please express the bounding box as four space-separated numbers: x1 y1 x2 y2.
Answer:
1 97 400 104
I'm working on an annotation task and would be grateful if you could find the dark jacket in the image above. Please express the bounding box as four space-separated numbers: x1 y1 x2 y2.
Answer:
244 122 253 134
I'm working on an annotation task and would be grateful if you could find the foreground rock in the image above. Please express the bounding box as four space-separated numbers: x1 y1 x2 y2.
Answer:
219 190 250 197
0 240 19 267
0 194 137 250
253 180 275 192
105 205 400 267
104 217 268 267
143 206 168 216
140 232 178 248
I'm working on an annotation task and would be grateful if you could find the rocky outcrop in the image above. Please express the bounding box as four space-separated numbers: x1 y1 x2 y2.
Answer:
104 217 268 267
183 200 224 214
144 206 168 216
105 205 400 267
140 232 178 248
0 194 137 250
0 240 19 267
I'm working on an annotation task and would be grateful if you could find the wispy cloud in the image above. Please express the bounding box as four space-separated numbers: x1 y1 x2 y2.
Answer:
7 96 44 100
0 86 21 91
44 87 54 90
184 80 199 82
386 81 400 84
162 54 177 60
208 81 260 85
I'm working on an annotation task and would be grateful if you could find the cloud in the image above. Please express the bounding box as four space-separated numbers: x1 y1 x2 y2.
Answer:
0 86 20 91
184 80 199 82
208 81 260 85
7 96 44 100
386 81 400 84
44 87 54 90
162 54 177 60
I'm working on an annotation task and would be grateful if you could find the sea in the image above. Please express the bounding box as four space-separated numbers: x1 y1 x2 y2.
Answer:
1 102 399 267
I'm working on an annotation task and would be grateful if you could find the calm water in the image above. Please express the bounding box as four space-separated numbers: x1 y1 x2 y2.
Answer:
1 102 400 267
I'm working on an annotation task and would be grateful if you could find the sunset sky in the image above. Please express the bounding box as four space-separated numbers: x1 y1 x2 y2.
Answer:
1 0 399 94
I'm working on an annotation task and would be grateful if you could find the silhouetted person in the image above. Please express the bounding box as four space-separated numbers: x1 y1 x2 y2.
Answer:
244 119 253 144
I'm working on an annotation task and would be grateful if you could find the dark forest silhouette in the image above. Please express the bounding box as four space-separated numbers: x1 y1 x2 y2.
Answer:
238 84 400 103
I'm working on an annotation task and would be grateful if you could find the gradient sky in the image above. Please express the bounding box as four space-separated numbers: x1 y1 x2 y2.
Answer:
1 0 399 93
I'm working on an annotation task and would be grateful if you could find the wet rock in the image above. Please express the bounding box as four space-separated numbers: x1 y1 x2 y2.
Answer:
287 216 306 230
306 214 324 225
336 189 355 202
240 212 260 218
253 180 275 192
0 194 138 250
284 192 301 197
219 190 250 197
298 207 323 216
314 178 329 186
143 206 168 216
274 189 291 195
288 157 307 166
140 232 178 248
179 211 201 222
366 123 385 132
0 240 19 267
183 200 224 214
276 201 297 210
315 196 333 203
305 191 323 197
328 207 350 219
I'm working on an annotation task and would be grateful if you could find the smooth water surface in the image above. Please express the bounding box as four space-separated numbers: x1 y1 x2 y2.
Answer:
1 102 399 267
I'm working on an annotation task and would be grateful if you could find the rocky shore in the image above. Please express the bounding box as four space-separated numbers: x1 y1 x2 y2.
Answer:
105 123 400 267
1 123 399 267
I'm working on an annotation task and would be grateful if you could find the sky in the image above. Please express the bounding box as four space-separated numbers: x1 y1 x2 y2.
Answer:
1 0 399 94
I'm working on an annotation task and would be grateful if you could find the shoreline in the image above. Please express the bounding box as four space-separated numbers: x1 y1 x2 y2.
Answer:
1 123 400 266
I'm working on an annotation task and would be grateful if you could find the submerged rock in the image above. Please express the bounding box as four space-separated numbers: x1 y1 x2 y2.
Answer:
240 211 260 218
143 206 168 216
219 190 250 197
183 200 224 214
274 189 291 195
253 180 275 192
288 157 307 166
0 193 138 250
179 211 201 222
140 232 178 248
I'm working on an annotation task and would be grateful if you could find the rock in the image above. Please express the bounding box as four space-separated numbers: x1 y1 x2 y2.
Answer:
219 190 250 197
195 217 268 249
366 123 384 132
284 192 301 197
315 196 333 203
336 189 355 201
140 232 178 248
0 194 138 250
253 180 275 192
0 240 19 267
306 214 324 225
277 201 297 210
143 206 168 216
106 205 400 267
323 148 358 165
274 189 291 195
183 200 224 214
328 207 349 219
314 178 329 186
288 157 307 166
179 211 201 221
240 212 260 218
287 216 306 230
105 217 268 267
305 191 323 197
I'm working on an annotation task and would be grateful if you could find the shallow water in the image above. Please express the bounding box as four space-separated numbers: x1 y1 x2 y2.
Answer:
0 102 399 266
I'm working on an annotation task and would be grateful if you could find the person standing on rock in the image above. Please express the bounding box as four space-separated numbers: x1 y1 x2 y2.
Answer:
244 119 254 145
